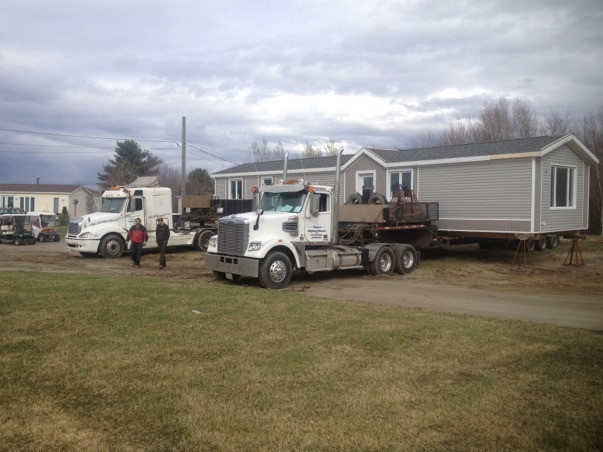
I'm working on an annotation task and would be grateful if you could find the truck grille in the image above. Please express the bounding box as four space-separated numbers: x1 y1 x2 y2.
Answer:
217 217 248 255
68 218 83 236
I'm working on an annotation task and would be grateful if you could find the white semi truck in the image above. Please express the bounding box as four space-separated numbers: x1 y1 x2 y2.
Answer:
66 182 207 258
205 151 439 288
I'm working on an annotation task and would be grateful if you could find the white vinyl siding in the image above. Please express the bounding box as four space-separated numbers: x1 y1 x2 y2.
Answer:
419 159 533 232
541 145 586 232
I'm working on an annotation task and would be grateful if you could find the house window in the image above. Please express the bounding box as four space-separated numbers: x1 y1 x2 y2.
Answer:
550 166 575 208
20 196 35 212
2 195 15 208
229 179 243 199
262 177 273 186
355 171 375 194
388 170 412 199
53 198 59 214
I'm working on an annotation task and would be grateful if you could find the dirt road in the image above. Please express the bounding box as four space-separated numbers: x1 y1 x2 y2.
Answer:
2 238 602 329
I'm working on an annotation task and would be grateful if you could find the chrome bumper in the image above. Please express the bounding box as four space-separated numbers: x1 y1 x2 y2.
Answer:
204 253 259 278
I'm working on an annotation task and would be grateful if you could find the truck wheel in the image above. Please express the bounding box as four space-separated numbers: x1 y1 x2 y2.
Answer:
535 235 547 251
392 244 417 274
346 193 362 204
259 251 292 289
547 235 559 249
196 230 214 251
368 193 387 204
99 235 125 258
369 246 394 276
213 271 227 280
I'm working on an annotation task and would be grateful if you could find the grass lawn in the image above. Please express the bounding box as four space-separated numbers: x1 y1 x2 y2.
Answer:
0 271 601 450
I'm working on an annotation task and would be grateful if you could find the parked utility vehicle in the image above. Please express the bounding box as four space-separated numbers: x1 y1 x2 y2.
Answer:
65 180 205 258
205 151 438 288
26 211 60 242
0 214 37 245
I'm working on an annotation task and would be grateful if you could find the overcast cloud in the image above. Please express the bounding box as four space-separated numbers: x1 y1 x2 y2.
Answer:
1 0 601 186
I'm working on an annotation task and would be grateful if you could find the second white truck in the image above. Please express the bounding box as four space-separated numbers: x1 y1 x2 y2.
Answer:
66 181 206 258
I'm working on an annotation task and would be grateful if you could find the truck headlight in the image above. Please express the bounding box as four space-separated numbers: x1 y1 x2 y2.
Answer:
248 241 262 251
79 232 92 238
209 235 218 248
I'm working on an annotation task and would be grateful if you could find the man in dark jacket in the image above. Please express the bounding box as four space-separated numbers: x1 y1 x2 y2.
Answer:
126 217 148 267
155 217 170 268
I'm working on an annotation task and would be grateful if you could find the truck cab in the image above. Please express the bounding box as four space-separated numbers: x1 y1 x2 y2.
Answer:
66 183 200 258
205 180 369 288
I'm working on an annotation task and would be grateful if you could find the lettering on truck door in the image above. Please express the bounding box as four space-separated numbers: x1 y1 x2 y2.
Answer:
303 192 331 243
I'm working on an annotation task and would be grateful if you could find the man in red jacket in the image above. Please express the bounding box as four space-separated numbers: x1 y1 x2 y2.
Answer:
126 217 148 267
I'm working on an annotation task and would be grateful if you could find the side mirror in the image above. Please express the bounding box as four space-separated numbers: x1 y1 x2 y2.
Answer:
309 194 320 218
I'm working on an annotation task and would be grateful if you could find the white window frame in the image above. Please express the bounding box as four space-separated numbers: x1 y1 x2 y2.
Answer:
550 165 576 209
355 170 376 195
387 169 413 201
20 196 35 212
53 197 60 214
228 178 243 200
2 195 15 208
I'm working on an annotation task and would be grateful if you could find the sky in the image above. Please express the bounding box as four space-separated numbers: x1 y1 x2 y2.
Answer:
1 0 602 187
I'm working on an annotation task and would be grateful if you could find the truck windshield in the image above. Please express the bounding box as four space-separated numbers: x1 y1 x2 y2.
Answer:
40 215 58 227
100 198 127 213
259 191 307 213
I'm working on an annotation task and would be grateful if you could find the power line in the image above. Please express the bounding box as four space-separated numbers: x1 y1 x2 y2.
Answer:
0 127 175 143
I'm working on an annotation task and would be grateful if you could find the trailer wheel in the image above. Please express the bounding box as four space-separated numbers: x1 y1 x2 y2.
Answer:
547 235 559 249
392 244 417 274
535 235 547 251
368 193 387 204
259 251 292 289
369 246 394 276
99 235 125 258
195 230 214 251
346 193 362 204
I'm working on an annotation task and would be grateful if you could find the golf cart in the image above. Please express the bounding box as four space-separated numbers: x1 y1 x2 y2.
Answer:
0 214 37 245
26 211 61 242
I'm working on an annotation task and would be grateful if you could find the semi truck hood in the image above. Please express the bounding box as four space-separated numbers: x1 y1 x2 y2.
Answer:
77 212 121 227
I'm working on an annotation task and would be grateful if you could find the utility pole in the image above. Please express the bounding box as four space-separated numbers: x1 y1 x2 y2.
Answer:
181 116 186 215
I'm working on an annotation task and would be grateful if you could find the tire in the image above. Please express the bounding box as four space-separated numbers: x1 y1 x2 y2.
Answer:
259 251 292 289
99 235 125 258
369 246 394 276
196 230 214 251
13 237 22 246
54 235 60 242
547 235 559 249
368 193 387 204
392 244 418 275
346 193 362 204
39 235 46 242
213 271 227 280
535 235 547 251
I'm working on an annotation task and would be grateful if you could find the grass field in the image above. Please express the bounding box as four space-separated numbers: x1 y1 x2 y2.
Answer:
1 271 601 450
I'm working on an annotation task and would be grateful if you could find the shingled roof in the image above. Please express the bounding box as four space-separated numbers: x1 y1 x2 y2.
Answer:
366 135 565 163
0 183 84 193
212 154 354 175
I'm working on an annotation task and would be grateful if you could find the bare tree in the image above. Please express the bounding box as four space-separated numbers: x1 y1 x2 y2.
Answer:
540 108 577 136
249 138 271 162
302 141 323 157
578 106 603 234
157 163 182 211
323 139 340 156
273 141 286 159
511 99 540 138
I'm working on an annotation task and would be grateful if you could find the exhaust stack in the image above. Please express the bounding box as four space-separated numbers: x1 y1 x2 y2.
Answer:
332 148 344 244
